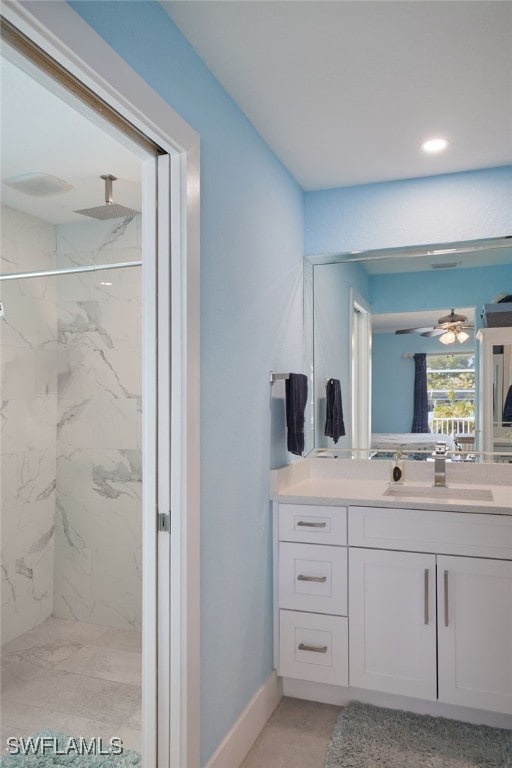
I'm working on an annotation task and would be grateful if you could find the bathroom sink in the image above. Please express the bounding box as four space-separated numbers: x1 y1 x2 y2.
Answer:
383 485 493 502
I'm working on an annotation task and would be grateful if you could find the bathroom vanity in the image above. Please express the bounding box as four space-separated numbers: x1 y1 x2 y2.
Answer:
272 458 512 728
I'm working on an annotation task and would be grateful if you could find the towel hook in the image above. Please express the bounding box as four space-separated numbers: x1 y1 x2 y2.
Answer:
270 371 290 384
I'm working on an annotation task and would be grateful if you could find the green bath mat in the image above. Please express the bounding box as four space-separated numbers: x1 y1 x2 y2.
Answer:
323 702 512 768
0 731 141 767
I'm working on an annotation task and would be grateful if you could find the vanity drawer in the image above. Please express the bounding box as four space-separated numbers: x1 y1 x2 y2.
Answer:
349 506 512 560
279 542 347 615
279 609 348 685
279 503 347 545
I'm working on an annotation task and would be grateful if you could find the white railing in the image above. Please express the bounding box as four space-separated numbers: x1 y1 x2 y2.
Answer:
430 417 475 435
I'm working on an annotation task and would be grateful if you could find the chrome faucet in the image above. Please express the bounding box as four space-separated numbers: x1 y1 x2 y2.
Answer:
433 441 448 487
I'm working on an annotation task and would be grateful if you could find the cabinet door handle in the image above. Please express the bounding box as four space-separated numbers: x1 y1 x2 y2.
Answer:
297 574 327 583
424 568 429 625
297 521 326 528
444 570 449 627
298 643 328 654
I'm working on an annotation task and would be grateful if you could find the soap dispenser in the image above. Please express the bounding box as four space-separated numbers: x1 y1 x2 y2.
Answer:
390 450 405 484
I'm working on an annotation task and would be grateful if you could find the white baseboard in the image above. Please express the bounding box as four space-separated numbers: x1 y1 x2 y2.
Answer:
205 671 282 768
282 678 512 730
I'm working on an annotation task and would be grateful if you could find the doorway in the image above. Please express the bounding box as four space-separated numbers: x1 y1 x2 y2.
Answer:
0 5 200 767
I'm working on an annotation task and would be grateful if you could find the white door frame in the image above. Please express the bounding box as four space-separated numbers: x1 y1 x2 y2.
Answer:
0 3 201 767
350 288 372 455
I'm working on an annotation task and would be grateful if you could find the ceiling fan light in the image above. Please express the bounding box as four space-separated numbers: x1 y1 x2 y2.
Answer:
456 330 470 343
439 330 456 345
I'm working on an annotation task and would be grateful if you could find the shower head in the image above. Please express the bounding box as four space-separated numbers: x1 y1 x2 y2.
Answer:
74 174 140 220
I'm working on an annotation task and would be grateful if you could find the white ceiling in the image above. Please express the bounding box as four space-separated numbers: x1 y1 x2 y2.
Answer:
0 57 142 224
163 0 512 190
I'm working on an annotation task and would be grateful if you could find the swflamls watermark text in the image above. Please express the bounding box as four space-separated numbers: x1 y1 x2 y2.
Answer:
6 736 124 756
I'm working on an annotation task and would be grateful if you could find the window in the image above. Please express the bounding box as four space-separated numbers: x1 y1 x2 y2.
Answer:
427 353 476 435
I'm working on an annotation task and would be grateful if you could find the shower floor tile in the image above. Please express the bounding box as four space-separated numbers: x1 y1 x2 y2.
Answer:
1 617 141 752
90 626 142 653
56 645 141 685
1 699 123 742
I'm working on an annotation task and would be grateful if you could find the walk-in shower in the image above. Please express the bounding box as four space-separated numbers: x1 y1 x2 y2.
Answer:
1 50 144 759
1 205 144 755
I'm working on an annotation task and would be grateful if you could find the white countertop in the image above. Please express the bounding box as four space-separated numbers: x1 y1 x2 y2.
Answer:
272 459 512 516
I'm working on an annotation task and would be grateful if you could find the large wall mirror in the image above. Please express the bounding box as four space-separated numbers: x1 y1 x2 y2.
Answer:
304 236 512 462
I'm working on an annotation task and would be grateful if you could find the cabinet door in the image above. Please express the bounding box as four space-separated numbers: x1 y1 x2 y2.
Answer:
349 548 437 700
438 555 512 715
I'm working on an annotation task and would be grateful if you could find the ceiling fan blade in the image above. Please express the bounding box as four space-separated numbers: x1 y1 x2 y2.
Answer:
421 329 445 337
395 327 434 335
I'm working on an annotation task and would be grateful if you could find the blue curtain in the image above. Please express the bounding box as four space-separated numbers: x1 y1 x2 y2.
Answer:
503 385 512 426
412 353 429 433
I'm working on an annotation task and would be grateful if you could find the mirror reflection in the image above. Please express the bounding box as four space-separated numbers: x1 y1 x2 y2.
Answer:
305 237 512 461
494 343 512 427
492 340 512 459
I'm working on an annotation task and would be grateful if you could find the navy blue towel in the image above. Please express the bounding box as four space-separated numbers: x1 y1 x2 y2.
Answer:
285 373 308 455
325 378 346 444
503 385 512 425
411 353 429 433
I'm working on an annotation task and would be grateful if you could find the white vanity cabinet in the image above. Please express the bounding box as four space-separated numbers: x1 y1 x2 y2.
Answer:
276 503 348 686
275 500 512 721
348 547 437 701
437 555 512 714
348 548 512 714
347 506 512 716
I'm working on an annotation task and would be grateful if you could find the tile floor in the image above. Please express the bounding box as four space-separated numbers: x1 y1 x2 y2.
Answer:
0 617 141 755
2 621 339 767
240 697 341 768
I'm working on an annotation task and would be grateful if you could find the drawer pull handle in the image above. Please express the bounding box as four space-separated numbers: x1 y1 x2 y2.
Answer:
444 570 449 627
297 574 327 583
298 643 328 654
297 521 326 528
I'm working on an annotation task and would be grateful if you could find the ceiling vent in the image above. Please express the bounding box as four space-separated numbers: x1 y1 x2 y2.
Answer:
3 172 73 196
431 262 459 270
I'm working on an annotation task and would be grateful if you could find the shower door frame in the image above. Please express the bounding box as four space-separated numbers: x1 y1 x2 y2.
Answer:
0 3 201 768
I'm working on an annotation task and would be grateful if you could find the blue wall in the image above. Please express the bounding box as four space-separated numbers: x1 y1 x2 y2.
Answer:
370 263 512 315
68 2 304 764
305 166 512 256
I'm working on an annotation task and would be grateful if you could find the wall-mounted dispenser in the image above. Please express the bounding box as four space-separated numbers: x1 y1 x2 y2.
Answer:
390 450 405 484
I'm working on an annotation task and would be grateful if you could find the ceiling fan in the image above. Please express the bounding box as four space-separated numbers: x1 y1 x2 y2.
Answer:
395 309 474 345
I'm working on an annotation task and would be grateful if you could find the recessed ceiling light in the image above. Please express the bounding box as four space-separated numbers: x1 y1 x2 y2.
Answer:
100 281 113 286
421 138 449 154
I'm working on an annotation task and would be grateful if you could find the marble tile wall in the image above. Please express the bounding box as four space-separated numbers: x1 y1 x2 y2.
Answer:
1 208 142 643
53 215 142 630
1 205 58 644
